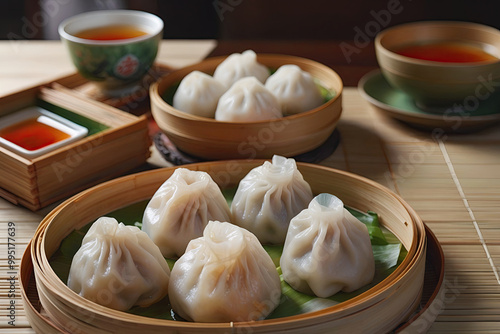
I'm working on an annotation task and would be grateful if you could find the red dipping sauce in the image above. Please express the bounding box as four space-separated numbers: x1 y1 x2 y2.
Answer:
394 42 497 63
0 117 71 151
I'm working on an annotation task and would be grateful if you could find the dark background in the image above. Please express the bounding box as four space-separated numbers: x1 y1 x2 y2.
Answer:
1 0 499 41
2 0 499 86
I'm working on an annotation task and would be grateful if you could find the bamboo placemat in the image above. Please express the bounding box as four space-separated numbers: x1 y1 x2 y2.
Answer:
1 90 500 332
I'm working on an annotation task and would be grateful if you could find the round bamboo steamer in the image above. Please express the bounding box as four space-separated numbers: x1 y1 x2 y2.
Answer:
150 54 343 160
26 161 426 333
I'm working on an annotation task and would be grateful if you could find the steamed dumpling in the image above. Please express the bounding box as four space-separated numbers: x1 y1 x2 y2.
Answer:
173 71 226 118
280 193 375 298
231 155 313 244
142 168 231 258
215 77 282 122
265 64 324 115
168 221 281 322
67 217 170 311
213 50 270 88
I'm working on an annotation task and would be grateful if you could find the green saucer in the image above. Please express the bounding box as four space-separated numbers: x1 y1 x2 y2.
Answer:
358 70 500 132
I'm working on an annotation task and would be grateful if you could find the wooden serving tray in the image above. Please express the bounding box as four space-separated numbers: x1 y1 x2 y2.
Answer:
0 78 152 211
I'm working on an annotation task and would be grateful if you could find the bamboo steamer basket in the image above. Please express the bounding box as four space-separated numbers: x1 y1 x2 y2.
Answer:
20 241 69 334
150 54 343 160
25 160 426 334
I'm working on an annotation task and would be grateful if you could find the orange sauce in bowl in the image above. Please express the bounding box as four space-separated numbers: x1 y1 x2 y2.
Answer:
0 118 71 151
394 42 498 63
74 25 148 41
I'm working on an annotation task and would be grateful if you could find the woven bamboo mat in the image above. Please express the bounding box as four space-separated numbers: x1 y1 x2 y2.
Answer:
1 87 500 333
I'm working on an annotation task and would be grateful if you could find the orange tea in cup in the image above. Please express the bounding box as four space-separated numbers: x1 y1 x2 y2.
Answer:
74 24 147 41
395 42 497 63
59 10 163 96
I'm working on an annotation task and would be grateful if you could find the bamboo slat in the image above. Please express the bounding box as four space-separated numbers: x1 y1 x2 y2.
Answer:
0 71 499 334
39 86 141 126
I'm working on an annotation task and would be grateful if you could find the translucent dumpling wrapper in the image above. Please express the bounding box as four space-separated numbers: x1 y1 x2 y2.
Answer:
280 193 375 298
173 70 226 118
265 64 324 115
142 168 231 258
231 155 313 244
215 77 282 122
213 49 270 88
67 217 170 311
168 221 281 322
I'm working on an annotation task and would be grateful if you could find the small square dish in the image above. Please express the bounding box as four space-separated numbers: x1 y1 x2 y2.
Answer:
0 106 88 159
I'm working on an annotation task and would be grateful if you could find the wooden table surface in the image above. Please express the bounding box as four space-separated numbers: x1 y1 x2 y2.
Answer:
1 39 500 333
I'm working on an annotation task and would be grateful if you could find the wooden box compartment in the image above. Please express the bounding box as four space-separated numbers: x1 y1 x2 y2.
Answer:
0 82 151 211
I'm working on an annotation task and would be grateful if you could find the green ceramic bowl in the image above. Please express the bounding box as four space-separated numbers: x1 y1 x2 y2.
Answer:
58 10 163 96
375 21 500 110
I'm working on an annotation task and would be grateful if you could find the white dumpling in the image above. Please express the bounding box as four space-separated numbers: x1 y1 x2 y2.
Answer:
265 64 324 115
169 221 281 322
231 155 313 244
172 71 226 118
280 193 375 298
213 49 270 88
215 77 282 122
142 168 231 258
67 217 170 311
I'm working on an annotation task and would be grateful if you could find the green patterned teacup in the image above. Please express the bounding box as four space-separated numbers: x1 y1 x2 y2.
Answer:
59 10 163 97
